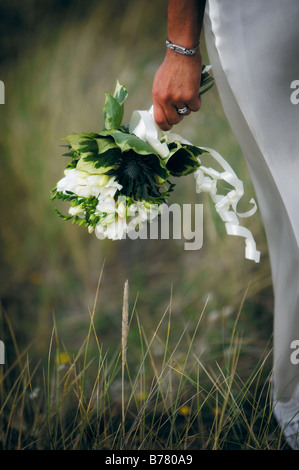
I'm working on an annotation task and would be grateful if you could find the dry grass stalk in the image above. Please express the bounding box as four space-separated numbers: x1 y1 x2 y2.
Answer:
121 279 129 440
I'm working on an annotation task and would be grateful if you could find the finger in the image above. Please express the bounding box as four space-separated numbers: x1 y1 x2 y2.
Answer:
164 104 185 126
153 101 173 131
186 94 202 113
175 104 192 116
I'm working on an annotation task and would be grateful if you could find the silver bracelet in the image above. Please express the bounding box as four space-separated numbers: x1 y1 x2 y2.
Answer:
166 39 200 56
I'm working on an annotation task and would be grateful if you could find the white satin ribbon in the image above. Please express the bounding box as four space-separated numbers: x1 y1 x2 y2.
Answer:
129 106 261 263
129 107 170 158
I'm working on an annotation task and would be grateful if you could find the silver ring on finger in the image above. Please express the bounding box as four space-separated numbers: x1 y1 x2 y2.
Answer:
177 106 189 115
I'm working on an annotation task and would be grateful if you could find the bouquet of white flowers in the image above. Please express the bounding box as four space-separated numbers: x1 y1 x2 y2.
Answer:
51 68 260 262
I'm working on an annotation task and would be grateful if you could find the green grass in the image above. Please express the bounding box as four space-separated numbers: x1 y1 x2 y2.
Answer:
0 0 277 450
0 276 286 450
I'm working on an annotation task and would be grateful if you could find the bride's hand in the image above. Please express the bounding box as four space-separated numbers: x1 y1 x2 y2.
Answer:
152 49 203 131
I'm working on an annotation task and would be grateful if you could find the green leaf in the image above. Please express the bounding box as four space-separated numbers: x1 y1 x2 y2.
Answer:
100 129 160 156
81 146 122 172
199 65 214 96
113 81 128 106
95 136 119 154
76 158 115 175
54 207 73 221
79 136 122 172
103 82 128 130
62 150 76 157
62 133 99 152
100 129 170 182
103 93 124 130
165 143 202 176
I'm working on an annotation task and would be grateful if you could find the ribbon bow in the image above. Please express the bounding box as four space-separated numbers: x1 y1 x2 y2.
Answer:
129 106 260 263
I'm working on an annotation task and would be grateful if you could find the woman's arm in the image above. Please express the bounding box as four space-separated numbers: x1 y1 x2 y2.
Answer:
152 0 206 130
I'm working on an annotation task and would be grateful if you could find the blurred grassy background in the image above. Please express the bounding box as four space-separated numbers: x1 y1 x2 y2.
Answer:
0 0 274 431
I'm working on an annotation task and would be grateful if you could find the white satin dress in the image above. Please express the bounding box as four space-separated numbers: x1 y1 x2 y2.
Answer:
204 0 299 448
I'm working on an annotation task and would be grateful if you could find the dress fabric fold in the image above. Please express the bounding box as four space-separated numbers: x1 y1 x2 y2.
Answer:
204 0 299 448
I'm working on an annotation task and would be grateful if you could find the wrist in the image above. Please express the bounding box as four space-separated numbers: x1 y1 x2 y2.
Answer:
165 47 202 62
167 0 205 49
166 38 200 56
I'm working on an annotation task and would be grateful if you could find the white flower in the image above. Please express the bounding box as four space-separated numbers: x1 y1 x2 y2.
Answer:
56 168 122 199
96 196 116 215
98 176 122 199
68 204 84 217
95 215 126 241
94 223 106 239
57 164 162 242
117 200 126 219
104 217 127 240
125 200 161 235
95 196 129 240
56 168 79 193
